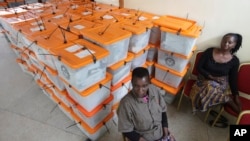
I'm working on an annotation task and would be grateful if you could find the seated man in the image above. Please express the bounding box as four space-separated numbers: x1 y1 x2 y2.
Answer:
117 67 175 141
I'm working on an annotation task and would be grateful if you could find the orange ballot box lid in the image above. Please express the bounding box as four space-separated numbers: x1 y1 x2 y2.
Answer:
153 15 197 31
49 39 109 69
25 24 80 50
13 17 59 36
60 19 102 35
81 24 132 45
117 18 153 35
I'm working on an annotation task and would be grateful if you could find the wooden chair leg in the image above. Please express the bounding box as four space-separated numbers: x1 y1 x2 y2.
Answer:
177 89 185 111
211 106 224 127
122 134 127 141
204 108 212 122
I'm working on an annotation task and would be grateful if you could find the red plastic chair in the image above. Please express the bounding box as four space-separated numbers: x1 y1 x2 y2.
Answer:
177 51 203 110
226 110 250 141
211 62 250 127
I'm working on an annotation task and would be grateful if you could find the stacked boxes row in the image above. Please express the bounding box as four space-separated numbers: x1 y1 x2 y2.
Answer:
149 15 202 104
0 1 202 140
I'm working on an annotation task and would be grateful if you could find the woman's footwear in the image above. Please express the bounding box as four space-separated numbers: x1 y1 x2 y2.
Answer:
209 120 228 128
209 110 228 123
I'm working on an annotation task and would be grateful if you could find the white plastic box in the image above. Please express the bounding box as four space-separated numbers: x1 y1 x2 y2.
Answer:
51 93 74 121
117 19 153 54
147 44 158 62
160 26 201 56
73 112 114 141
23 48 44 71
131 46 150 70
51 85 70 108
16 58 29 74
10 44 22 57
63 73 112 112
128 29 151 53
107 52 133 86
157 47 194 73
145 61 155 77
20 22 80 70
36 79 54 98
50 39 109 92
43 63 65 91
81 25 132 67
20 36 58 70
58 100 74 121
72 95 113 128
111 75 131 104
151 78 184 104
33 45 58 70
154 63 189 88
29 64 49 84
153 15 201 56
19 51 31 67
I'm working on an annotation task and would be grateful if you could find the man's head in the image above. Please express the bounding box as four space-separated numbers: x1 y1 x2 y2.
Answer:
131 67 150 98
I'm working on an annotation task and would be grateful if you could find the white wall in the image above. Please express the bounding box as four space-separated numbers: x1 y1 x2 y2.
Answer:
97 0 249 62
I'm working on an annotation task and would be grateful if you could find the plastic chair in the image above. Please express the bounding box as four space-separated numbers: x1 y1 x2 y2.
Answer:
177 50 203 110
226 110 250 141
211 62 250 127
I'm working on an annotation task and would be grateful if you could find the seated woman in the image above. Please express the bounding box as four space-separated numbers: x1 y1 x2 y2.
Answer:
190 33 242 115
117 67 175 141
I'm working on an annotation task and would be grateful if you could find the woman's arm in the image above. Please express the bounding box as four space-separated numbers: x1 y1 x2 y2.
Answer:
197 48 213 79
228 57 241 112
229 57 240 96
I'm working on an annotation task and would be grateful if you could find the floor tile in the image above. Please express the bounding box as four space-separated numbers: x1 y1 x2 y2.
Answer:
0 109 85 141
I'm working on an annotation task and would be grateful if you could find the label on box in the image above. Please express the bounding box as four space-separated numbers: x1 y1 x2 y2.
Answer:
30 26 45 32
71 5 79 9
82 11 92 15
53 14 63 19
65 45 82 53
35 9 44 13
30 20 42 26
139 16 147 21
74 50 95 59
152 16 160 20
73 25 85 30
103 15 113 19
121 13 130 16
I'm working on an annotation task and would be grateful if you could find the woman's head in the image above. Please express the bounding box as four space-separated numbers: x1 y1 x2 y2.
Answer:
131 67 150 98
221 33 242 54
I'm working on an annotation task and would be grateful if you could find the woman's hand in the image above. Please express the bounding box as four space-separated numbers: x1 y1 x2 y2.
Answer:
234 95 242 113
208 75 225 84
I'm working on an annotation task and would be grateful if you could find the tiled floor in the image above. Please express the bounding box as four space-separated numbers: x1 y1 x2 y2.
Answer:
0 31 234 141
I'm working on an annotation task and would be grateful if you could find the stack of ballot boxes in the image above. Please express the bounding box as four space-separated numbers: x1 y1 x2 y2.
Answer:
152 15 202 104
1 1 204 139
50 39 114 140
